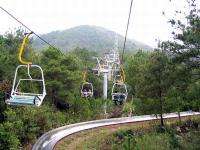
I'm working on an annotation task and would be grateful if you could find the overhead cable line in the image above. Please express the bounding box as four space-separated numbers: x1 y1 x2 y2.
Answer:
0 6 63 54
121 0 133 64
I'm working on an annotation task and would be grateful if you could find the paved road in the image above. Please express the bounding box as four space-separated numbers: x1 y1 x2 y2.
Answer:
32 111 200 150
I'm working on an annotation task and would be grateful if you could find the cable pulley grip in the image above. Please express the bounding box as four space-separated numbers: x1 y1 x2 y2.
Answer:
83 71 87 83
120 66 126 82
18 32 33 65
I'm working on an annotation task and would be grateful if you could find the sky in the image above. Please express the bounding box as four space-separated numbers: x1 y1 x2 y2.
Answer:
0 0 194 48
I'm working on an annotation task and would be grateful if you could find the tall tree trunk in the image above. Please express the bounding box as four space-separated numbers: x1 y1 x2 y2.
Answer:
176 93 181 125
159 88 164 126
158 69 164 127
178 111 181 125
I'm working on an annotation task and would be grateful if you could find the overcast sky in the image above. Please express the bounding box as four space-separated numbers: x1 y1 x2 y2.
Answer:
0 0 194 47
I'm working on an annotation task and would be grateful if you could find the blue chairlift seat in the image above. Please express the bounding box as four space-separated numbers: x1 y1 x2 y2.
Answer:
112 93 126 101
5 65 46 107
120 94 125 100
6 95 41 106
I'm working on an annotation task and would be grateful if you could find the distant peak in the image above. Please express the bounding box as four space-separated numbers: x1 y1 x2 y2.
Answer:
33 25 152 52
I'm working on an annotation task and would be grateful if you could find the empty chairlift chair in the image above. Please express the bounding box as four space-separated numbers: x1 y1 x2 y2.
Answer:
5 32 46 106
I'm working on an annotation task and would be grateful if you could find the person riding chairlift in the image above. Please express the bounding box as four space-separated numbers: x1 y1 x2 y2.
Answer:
88 89 92 97
82 88 92 97
82 89 87 97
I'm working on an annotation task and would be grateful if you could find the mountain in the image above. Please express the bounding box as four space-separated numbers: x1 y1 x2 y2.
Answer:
33 25 152 52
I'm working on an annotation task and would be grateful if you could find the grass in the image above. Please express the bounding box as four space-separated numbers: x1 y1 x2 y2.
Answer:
54 116 200 150
108 118 200 150
54 121 153 150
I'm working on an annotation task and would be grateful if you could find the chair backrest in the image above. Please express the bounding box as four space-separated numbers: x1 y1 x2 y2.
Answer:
81 82 93 92
11 65 46 98
111 83 128 95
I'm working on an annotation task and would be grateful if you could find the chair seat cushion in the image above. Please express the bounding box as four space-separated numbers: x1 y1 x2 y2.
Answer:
6 95 40 106
113 94 126 101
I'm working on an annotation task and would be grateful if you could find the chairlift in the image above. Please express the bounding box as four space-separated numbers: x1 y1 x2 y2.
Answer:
111 83 128 105
92 68 100 76
5 32 46 106
111 62 120 76
100 59 109 69
104 53 116 64
81 71 93 98
92 57 101 76
112 64 125 82
81 82 93 98
114 75 123 83
92 57 109 74
104 50 120 64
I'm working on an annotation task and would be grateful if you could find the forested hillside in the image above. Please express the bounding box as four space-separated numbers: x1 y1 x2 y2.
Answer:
33 25 152 52
0 0 200 149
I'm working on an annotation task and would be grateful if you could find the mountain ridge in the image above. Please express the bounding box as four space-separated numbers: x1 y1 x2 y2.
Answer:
33 25 152 52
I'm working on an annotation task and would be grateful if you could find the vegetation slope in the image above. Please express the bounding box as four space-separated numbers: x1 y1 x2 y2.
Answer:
33 25 152 52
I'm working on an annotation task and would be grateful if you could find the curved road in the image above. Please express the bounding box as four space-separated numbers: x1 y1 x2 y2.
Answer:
32 111 200 150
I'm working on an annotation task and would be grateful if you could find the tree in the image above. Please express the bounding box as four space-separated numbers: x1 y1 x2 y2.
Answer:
40 48 82 109
161 0 200 114
139 50 172 126
162 0 200 67
0 122 20 150
123 98 135 117
125 50 150 97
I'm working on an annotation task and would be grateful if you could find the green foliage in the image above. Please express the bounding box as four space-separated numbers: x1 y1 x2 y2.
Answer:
107 119 200 150
125 50 150 97
162 0 200 67
178 129 200 150
2 105 66 145
122 134 136 150
111 129 172 150
133 133 171 150
122 99 135 116
0 122 21 150
40 48 82 108
161 0 200 113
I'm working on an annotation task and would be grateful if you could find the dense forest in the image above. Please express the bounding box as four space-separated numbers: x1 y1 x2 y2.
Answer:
0 0 200 149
